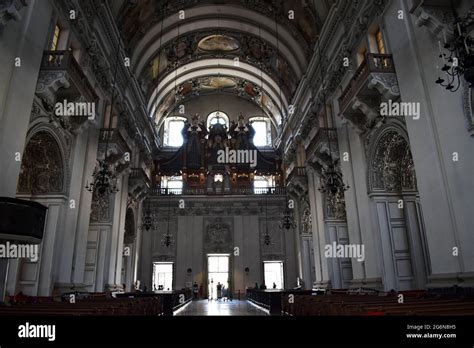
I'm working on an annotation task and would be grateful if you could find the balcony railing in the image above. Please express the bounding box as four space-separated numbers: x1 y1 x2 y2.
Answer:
41 50 97 102
99 128 120 143
338 53 395 113
149 187 286 196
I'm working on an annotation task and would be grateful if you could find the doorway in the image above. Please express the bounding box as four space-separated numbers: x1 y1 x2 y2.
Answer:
263 261 284 289
152 262 173 291
207 254 229 300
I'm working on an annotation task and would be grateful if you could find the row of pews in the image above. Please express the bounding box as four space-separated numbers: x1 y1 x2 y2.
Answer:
247 288 474 316
0 289 192 316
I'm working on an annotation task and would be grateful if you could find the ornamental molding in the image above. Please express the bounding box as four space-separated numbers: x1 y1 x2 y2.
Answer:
412 4 454 40
204 217 233 254
0 0 28 28
367 121 417 193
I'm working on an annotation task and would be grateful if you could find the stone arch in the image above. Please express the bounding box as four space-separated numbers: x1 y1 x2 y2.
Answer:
368 124 417 193
17 130 65 194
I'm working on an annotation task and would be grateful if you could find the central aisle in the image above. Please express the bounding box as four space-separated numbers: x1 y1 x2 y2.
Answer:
175 300 268 316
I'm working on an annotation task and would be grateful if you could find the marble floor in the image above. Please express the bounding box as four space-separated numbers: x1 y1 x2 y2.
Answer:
175 299 268 316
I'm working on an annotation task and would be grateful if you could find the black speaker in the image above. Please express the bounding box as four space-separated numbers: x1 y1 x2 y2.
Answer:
0 197 47 244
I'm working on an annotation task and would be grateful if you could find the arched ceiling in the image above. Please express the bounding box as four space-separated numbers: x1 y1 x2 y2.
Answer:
115 0 323 129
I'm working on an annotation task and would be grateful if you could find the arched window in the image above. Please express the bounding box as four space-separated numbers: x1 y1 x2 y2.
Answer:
163 116 186 147
249 116 271 147
207 111 229 129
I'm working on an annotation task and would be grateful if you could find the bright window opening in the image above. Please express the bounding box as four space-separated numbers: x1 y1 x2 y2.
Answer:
253 176 275 194
376 29 386 54
207 111 229 129
152 262 173 291
249 117 271 147
164 117 186 147
264 261 284 290
161 176 183 194
51 24 61 51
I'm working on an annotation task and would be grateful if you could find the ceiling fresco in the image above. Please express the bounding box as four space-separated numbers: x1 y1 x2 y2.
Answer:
140 29 298 102
115 0 321 129
153 75 282 126
197 35 241 52
117 0 320 52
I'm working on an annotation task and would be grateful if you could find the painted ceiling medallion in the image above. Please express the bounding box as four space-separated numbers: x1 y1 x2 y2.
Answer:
200 76 237 90
197 34 240 52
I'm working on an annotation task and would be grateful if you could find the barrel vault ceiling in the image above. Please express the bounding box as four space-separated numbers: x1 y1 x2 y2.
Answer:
110 0 334 129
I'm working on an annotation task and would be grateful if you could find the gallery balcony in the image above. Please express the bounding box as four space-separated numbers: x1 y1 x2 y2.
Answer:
286 166 308 198
129 167 151 189
286 166 306 183
148 187 286 196
338 53 400 133
305 127 338 164
36 50 97 105
98 128 131 166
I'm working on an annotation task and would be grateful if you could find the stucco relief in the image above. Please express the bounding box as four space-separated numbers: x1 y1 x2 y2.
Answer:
17 131 64 194
369 128 417 193
204 217 233 253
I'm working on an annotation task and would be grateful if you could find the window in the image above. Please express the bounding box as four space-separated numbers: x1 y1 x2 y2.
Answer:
50 24 61 51
320 104 334 128
164 116 186 147
264 261 284 289
357 46 367 67
376 29 386 54
161 176 183 194
207 111 229 129
152 262 173 291
103 105 118 128
249 117 271 147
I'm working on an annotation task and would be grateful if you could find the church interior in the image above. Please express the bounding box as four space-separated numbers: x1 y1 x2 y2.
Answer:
1 0 474 327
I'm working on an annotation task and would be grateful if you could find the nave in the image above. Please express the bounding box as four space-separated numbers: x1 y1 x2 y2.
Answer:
175 300 267 316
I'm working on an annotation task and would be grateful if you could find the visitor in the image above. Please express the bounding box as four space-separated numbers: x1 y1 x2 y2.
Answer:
216 282 222 300
193 282 199 300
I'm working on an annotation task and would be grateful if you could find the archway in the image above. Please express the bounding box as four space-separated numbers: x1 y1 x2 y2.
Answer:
368 125 427 291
